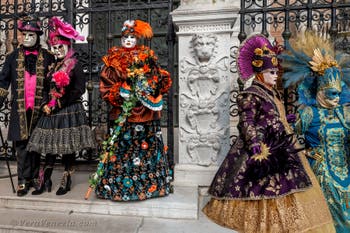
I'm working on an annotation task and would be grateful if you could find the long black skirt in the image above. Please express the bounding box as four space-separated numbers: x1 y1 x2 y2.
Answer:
27 102 96 155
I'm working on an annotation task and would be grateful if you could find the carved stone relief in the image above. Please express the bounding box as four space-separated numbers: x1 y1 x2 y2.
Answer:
179 33 230 166
178 23 232 34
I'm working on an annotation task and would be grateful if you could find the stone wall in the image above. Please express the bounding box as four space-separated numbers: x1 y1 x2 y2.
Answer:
172 1 240 186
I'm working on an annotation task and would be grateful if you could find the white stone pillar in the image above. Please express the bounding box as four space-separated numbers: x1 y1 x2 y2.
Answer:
172 0 239 186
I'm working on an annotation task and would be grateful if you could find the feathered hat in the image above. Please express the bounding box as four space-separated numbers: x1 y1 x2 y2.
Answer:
281 31 350 105
121 19 153 39
237 34 280 82
48 17 85 45
18 15 43 35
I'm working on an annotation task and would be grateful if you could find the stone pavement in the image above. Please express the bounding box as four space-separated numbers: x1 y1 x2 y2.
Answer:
0 163 235 233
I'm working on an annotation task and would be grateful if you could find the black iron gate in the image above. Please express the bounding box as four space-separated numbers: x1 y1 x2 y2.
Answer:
235 0 350 116
0 0 178 164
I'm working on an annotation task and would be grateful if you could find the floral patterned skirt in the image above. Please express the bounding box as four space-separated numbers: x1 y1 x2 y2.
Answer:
202 154 336 233
95 120 172 201
27 102 96 155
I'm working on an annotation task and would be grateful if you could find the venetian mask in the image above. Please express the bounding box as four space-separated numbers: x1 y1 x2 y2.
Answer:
121 34 137 49
262 68 278 86
22 31 38 48
51 44 69 59
323 88 340 108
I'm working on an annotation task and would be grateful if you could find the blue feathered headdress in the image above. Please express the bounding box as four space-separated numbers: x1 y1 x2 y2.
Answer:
280 31 350 105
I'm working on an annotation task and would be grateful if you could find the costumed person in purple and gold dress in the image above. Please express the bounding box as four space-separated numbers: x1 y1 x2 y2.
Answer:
202 34 335 233
281 32 350 233
0 16 55 196
85 19 172 201
27 17 96 196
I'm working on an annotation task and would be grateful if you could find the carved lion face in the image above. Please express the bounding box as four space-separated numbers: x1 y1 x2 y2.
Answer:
191 34 217 63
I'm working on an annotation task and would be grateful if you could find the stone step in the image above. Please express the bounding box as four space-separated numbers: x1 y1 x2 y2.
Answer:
0 207 143 233
0 207 235 233
0 170 198 220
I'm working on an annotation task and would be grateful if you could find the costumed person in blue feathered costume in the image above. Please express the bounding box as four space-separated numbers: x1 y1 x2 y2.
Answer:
281 31 350 233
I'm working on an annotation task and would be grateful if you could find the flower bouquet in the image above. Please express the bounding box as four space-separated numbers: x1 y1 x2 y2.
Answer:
48 70 70 108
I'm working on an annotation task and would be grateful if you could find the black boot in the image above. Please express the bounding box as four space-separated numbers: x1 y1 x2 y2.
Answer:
17 183 29 197
32 167 53 195
56 171 72 195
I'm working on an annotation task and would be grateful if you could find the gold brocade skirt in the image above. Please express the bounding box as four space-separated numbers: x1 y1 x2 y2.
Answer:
202 154 335 233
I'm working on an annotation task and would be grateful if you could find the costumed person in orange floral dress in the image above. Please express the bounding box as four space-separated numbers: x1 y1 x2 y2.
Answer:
202 34 335 232
85 19 172 201
27 17 96 195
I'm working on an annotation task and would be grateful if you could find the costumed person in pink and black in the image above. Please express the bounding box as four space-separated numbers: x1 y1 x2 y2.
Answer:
84 20 172 201
27 17 96 195
0 16 55 196
202 34 335 232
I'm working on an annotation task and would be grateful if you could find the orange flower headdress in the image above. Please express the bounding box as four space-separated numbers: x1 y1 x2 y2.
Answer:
121 19 153 39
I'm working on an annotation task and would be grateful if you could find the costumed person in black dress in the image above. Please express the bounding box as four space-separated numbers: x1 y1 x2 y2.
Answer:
0 16 55 196
202 34 335 232
85 19 172 201
27 17 96 195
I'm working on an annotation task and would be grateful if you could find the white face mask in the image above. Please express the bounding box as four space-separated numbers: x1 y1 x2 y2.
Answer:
321 89 340 108
324 96 340 108
22 31 38 48
262 69 278 86
121 34 137 49
51 44 69 59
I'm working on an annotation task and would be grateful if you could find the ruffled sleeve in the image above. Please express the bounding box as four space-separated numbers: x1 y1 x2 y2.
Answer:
0 51 14 107
158 68 172 94
100 66 123 107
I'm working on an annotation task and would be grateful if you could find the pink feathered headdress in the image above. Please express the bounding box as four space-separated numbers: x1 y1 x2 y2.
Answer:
49 17 85 45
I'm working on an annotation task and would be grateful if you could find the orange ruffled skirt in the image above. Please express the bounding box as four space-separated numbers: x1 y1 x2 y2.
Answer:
202 154 335 233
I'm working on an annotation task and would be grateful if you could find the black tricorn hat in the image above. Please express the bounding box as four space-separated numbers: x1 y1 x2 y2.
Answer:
18 16 43 35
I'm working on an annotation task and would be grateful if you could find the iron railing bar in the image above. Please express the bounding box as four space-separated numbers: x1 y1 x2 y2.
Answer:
239 3 350 14
74 3 169 13
109 32 168 38
0 4 170 19
307 0 312 29
330 0 339 41
87 0 94 129
0 12 67 19
167 0 175 173
261 0 268 37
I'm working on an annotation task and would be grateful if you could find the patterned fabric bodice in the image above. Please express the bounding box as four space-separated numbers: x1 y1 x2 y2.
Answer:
302 106 350 189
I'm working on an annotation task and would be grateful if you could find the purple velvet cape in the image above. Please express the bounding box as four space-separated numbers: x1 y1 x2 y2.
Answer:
208 81 312 200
